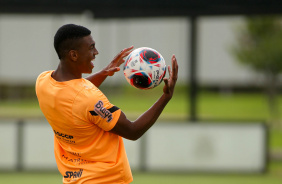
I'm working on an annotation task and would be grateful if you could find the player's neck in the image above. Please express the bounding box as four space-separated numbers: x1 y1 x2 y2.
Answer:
52 62 82 82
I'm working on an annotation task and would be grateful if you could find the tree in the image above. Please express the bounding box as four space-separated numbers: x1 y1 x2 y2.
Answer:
231 15 282 126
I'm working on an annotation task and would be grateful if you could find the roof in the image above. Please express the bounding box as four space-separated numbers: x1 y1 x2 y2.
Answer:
0 0 282 18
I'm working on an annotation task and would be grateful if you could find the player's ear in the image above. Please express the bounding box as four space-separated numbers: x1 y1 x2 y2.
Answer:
69 50 78 61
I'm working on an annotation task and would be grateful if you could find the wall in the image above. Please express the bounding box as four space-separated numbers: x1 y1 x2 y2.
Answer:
0 13 265 86
0 119 267 173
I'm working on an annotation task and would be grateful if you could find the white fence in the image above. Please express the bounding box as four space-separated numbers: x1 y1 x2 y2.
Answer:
0 119 267 173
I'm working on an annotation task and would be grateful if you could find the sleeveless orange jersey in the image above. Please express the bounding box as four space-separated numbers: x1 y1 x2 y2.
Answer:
36 71 133 184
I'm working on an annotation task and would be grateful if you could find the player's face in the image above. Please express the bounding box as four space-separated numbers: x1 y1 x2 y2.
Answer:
76 35 99 74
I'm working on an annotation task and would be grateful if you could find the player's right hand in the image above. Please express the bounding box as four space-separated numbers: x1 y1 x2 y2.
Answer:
103 46 134 76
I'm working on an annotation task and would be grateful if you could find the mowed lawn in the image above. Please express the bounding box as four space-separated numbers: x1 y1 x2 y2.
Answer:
1 168 282 184
1 85 281 122
107 87 282 122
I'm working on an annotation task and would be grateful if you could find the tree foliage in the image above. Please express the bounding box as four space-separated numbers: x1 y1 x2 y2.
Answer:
233 16 282 74
231 15 282 125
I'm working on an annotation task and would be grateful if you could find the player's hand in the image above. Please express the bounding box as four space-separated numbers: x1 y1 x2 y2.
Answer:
102 46 134 76
163 54 178 98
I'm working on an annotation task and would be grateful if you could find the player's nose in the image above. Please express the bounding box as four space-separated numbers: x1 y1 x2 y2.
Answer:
94 48 99 55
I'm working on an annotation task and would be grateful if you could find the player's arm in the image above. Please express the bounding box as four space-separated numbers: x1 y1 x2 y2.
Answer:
110 55 178 140
86 46 134 87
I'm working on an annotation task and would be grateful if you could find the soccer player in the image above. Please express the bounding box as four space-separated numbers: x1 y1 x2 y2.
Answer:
36 24 178 184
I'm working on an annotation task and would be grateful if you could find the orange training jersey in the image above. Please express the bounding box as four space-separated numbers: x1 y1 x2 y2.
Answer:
36 71 133 184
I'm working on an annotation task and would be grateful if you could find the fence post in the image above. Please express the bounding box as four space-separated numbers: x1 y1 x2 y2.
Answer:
16 119 24 171
189 16 199 122
139 134 147 171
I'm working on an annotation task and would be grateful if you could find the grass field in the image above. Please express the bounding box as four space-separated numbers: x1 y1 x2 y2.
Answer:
1 168 282 184
0 85 282 183
1 85 281 122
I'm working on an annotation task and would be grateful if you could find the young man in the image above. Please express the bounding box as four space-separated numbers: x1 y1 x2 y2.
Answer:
36 24 178 184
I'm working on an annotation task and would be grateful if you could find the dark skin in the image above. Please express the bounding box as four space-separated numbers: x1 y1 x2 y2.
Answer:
52 34 178 141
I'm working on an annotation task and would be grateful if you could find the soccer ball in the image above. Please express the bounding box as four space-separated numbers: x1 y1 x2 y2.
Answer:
123 47 166 90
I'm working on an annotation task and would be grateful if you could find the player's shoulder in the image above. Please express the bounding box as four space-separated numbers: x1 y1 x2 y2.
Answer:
35 71 53 88
75 79 103 101
73 79 111 108
36 70 53 81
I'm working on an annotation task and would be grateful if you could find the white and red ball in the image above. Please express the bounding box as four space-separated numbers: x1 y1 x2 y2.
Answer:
123 47 166 90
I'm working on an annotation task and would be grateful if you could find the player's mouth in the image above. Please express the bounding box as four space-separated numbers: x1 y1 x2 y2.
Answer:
91 58 95 68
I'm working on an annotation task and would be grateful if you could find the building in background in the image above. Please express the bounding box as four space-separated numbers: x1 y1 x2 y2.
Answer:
0 13 265 89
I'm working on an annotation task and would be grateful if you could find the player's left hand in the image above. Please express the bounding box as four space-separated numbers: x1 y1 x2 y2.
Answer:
102 46 134 76
163 54 178 98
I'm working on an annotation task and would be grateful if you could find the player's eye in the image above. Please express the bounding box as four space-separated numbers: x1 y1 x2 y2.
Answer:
90 44 95 50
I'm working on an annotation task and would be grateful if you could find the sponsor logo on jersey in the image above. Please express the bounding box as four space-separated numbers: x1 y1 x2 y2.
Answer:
54 130 73 139
53 130 75 144
89 101 120 122
64 169 83 179
67 151 81 157
62 155 93 165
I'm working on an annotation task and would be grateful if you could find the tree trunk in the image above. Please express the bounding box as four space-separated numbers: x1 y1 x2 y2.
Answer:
265 71 280 128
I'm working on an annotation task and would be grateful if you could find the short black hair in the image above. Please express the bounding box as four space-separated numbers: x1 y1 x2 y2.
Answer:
54 24 91 59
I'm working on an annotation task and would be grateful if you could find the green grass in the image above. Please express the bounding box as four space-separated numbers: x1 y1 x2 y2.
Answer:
1 165 282 184
0 99 43 118
198 92 272 120
104 85 189 121
132 171 282 184
1 85 282 123
270 129 282 149
103 86 282 123
0 172 62 184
